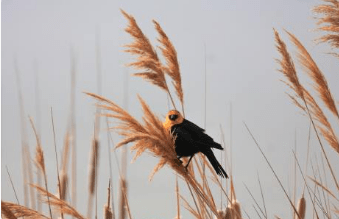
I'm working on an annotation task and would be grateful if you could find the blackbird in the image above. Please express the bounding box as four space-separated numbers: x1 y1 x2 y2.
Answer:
163 110 228 178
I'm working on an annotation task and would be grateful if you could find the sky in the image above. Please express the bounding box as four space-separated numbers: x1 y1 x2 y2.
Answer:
2 0 339 218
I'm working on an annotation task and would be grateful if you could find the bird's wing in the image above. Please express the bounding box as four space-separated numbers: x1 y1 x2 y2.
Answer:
172 125 195 144
182 119 213 142
182 119 205 132
182 119 223 150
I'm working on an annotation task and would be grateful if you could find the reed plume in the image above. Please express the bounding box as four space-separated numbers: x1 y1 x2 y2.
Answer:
313 0 339 49
89 138 99 195
87 137 99 218
224 207 232 219
31 184 86 219
34 141 45 175
121 10 177 110
59 170 68 201
61 133 71 174
275 27 339 199
104 204 113 219
287 31 339 119
290 86 339 154
86 92 180 178
29 117 53 219
294 196 306 219
1 202 17 219
104 181 113 219
153 20 185 115
274 29 304 100
302 89 339 153
275 29 339 153
1 201 48 219
59 132 71 201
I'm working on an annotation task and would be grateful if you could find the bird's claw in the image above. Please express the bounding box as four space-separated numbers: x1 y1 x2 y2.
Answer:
175 158 183 166
184 164 189 172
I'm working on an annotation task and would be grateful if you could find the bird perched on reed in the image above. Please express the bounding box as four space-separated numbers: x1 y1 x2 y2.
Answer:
163 110 228 178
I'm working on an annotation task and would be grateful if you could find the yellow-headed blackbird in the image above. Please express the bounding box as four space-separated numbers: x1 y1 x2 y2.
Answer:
163 110 228 178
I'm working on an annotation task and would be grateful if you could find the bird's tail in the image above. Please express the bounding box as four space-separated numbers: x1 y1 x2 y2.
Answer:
204 150 228 178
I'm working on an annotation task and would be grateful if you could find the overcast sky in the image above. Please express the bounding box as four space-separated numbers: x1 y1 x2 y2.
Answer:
2 0 339 218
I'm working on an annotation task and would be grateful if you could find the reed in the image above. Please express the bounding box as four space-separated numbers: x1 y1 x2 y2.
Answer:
153 20 185 115
287 31 339 119
87 137 100 218
29 117 53 219
121 10 177 110
3 2 339 219
294 196 306 219
2 201 48 219
313 0 339 49
274 28 339 193
31 184 86 219
2 202 18 219
60 132 71 201
104 181 113 219
6 167 20 205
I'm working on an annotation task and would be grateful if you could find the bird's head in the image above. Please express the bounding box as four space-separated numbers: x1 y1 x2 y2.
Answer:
163 110 184 130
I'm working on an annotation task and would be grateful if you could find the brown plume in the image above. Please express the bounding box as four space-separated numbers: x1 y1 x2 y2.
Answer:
31 184 86 219
287 31 339 119
1 201 48 219
153 20 184 113
121 10 168 91
313 0 339 49
121 10 178 110
274 29 304 100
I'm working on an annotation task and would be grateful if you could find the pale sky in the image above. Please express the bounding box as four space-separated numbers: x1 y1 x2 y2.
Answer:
2 0 339 218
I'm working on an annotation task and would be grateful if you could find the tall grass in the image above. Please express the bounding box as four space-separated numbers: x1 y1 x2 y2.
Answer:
2 0 339 219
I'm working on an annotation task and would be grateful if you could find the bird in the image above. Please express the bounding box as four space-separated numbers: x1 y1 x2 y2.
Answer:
163 110 228 178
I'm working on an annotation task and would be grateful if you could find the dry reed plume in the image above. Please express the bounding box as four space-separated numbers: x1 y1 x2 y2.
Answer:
313 0 339 49
274 7 339 218
274 29 339 154
294 196 306 219
1 202 17 219
153 20 185 115
29 117 53 219
104 181 113 219
59 170 68 201
59 132 71 201
87 136 100 218
274 29 304 100
121 11 170 93
89 138 99 195
287 31 339 119
301 89 339 154
31 184 86 219
121 10 186 114
2 201 48 219
85 92 182 178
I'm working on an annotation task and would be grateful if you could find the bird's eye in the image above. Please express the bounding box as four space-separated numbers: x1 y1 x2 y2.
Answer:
169 114 178 121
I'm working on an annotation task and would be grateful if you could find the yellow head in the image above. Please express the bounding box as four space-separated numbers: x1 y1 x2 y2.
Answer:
163 110 184 130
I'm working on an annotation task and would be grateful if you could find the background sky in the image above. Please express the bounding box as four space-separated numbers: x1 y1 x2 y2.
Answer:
2 0 339 218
